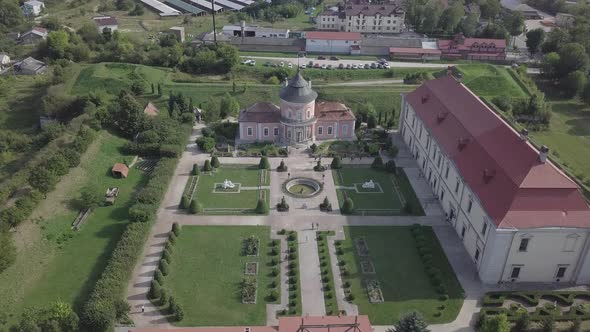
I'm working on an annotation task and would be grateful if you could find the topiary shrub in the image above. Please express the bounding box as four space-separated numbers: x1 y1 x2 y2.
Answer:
277 196 289 212
256 198 269 214
277 160 288 172
310 143 318 153
169 232 177 244
203 160 212 172
172 222 181 236
342 197 354 215
149 280 161 299
179 196 189 209
174 304 184 321
331 156 342 169
159 288 169 306
163 249 172 263
385 160 397 173
154 269 165 285
211 156 220 168
313 160 325 172
319 196 332 212
189 199 202 214
159 260 170 276
259 156 270 170
371 156 383 169
192 163 200 175
268 290 279 301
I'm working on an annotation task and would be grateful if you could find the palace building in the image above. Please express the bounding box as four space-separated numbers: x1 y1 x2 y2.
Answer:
238 71 356 145
400 75 590 284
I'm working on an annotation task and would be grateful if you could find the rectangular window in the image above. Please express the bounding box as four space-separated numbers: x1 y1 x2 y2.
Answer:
440 189 445 202
318 126 323 135
482 222 487 236
247 127 253 136
467 200 473 213
437 155 442 168
461 226 466 238
511 267 521 279
455 179 460 193
328 126 333 135
445 165 450 179
263 128 269 137
287 130 292 138
273 127 279 136
519 238 529 252
556 266 567 279
475 248 480 262
342 125 348 135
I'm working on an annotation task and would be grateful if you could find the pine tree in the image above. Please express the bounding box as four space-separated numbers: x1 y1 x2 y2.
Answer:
157 83 162 96
394 311 429 332
151 83 155 94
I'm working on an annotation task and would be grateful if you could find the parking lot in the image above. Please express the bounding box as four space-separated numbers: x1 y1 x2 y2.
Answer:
241 56 451 70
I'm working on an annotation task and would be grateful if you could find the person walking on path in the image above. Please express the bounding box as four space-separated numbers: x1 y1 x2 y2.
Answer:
141 305 145 313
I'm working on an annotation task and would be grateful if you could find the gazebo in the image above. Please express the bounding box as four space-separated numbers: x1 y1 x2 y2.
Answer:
111 163 129 178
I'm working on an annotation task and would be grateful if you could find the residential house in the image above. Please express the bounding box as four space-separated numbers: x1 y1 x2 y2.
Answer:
400 74 590 283
437 33 506 61
14 57 47 75
93 16 119 33
21 0 45 17
20 27 48 45
238 71 356 145
169 26 186 42
316 0 405 34
305 31 362 54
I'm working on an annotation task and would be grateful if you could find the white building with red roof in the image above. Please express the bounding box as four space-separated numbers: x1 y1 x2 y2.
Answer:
400 74 590 283
238 71 355 145
93 16 119 33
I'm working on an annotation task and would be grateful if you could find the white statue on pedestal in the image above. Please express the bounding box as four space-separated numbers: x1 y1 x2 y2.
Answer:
362 180 375 189
223 179 235 189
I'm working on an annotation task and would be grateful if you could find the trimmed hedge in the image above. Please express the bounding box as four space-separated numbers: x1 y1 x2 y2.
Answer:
81 155 184 331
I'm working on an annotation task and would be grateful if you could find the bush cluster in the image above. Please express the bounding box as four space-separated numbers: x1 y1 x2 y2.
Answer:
81 156 182 331
319 196 332 212
276 196 289 212
277 160 288 172
286 231 299 315
259 156 270 170
411 224 448 302
341 197 355 215
330 157 342 169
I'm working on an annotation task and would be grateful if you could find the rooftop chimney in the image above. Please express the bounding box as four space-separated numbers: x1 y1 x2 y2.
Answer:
437 112 448 123
539 145 549 163
421 94 429 104
483 169 496 183
519 128 529 141
458 137 470 150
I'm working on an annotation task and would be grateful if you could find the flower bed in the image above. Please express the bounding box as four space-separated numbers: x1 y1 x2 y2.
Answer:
245 262 258 276
355 238 370 257
241 277 258 304
366 280 384 303
243 236 260 256
360 259 375 274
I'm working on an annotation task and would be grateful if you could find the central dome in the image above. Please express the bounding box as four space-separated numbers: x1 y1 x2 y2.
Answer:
279 71 318 104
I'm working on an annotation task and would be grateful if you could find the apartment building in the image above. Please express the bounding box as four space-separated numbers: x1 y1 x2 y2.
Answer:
317 0 405 34
400 75 590 284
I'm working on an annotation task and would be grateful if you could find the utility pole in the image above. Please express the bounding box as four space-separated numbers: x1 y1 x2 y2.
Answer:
211 0 217 45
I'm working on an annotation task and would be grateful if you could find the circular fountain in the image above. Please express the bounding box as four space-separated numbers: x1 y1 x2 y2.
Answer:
284 177 323 198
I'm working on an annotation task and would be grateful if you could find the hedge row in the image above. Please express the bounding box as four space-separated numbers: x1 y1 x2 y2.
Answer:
411 224 449 299
121 142 184 158
81 157 181 331
481 291 590 322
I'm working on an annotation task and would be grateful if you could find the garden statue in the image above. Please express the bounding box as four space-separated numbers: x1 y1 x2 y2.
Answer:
362 180 375 189
223 179 236 189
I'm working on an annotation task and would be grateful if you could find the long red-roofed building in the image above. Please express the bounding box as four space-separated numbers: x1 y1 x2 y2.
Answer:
437 33 506 61
400 74 590 283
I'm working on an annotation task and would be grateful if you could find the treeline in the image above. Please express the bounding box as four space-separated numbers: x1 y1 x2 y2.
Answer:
406 0 524 41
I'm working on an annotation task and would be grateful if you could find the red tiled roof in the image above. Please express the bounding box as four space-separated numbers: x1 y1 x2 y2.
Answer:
32 26 47 34
238 102 280 123
143 102 159 116
437 37 506 50
389 47 442 55
306 31 361 41
94 16 118 26
405 75 590 229
279 316 372 332
316 101 356 121
111 163 129 177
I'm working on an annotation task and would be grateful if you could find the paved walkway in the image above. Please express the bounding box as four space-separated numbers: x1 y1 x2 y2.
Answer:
298 229 326 316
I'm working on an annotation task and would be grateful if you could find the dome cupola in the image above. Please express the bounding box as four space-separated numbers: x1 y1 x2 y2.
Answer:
279 70 318 104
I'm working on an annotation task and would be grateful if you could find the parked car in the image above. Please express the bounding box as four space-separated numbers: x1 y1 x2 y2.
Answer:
352 64 358 69
242 59 252 65
327 64 333 70
317 55 326 60
378 58 388 64
370 62 377 69
279 62 285 67
364 63 370 69
272 63 278 67
299 64 307 69
338 63 344 69
287 62 293 68
346 64 352 69
383 63 391 69
309 61 314 66
377 63 383 69
249 60 256 66
321 64 327 69
330 56 340 61
264 61 271 67
314 63 321 68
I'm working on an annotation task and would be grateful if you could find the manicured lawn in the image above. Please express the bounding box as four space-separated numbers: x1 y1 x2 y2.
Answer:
0 132 147 322
457 64 527 98
166 226 279 326
195 165 270 214
339 227 463 324
332 166 424 215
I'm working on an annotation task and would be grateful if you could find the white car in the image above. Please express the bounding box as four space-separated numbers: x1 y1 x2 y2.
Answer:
299 64 307 69
248 60 256 66
383 63 391 69
321 64 327 69
242 59 252 65
279 61 284 67
287 62 293 68
352 64 358 69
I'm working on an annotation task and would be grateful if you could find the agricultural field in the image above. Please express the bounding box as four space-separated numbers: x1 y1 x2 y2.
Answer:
332 166 424 216
166 226 280 326
338 226 464 324
0 132 147 324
